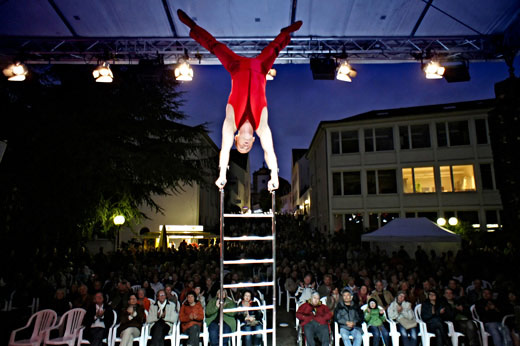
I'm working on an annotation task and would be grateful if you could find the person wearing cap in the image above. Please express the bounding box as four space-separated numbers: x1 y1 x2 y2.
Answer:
296 291 333 346
365 297 390 346
335 288 363 346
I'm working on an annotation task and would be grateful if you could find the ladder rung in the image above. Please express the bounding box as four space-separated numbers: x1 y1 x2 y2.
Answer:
223 259 274 265
223 282 274 289
224 305 274 313
224 213 273 218
239 329 274 336
225 329 273 337
223 235 274 241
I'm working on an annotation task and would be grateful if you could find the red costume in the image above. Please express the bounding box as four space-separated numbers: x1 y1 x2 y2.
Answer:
186 22 294 130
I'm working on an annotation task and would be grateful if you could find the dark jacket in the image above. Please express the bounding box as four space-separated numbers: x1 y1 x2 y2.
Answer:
119 304 145 334
84 304 114 338
334 299 363 330
421 301 446 325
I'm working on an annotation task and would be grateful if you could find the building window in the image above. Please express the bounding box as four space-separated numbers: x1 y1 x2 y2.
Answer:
418 211 438 221
365 129 374 152
333 214 343 231
457 211 479 225
485 210 498 224
365 127 394 152
402 167 435 193
332 172 342 196
436 120 470 147
343 171 361 195
331 131 340 154
367 171 377 194
341 130 359 153
367 169 397 194
331 130 359 154
480 164 494 190
475 119 488 144
400 124 431 149
440 165 476 192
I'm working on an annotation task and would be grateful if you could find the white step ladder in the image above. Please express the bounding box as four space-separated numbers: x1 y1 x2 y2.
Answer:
218 188 277 346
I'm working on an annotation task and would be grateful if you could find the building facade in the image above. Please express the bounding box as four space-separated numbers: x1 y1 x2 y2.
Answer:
291 149 311 216
306 99 502 235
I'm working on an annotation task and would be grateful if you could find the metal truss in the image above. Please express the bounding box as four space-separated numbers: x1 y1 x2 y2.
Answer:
0 35 505 65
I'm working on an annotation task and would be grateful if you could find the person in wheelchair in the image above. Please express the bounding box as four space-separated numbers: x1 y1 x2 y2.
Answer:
296 291 333 346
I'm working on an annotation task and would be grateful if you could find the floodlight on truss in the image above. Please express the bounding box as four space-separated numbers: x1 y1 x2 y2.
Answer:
3 62 28 81
92 62 114 83
423 60 445 79
336 61 357 82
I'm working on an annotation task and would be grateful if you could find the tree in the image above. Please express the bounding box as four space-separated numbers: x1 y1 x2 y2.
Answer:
0 65 210 253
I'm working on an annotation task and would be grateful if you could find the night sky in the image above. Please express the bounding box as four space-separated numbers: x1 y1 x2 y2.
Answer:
178 58 520 181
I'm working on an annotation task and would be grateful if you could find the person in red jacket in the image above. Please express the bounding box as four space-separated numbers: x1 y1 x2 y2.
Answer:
296 291 333 346
177 9 302 192
179 291 205 346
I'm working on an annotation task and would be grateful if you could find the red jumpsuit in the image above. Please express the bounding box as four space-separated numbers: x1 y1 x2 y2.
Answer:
188 25 292 131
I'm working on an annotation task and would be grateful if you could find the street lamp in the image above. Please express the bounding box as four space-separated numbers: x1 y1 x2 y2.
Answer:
436 217 447 226
113 215 125 250
448 217 458 226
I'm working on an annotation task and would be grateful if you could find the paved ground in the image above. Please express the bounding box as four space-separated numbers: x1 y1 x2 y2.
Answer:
274 307 299 346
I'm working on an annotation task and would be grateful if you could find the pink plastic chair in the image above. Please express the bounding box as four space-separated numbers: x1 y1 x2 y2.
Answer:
44 308 86 346
9 309 57 346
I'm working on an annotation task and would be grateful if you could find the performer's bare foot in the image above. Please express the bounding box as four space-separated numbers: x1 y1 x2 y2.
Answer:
281 20 302 33
177 9 197 29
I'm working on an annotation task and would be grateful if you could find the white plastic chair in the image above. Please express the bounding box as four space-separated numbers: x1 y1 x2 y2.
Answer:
44 308 86 346
333 321 355 346
286 289 298 312
277 278 283 307
414 304 436 346
175 319 208 346
385 315 401 346
236 298 266 346
470 304 490 346
77 310 117 345
9 309 57 346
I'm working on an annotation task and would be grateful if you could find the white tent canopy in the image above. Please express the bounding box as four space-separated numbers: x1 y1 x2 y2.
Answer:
361 217 461 256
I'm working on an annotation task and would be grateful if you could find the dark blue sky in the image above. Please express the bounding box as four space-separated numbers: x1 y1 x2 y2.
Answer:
178 58 519 181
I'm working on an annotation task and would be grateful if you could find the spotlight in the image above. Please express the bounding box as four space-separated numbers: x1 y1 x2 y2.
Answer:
336 61 357 82
266 68 276 80
448 217 458 226
436 217 447 226
3 62 28 81
174 61 193 81
423 61 445 79
92 62 114 83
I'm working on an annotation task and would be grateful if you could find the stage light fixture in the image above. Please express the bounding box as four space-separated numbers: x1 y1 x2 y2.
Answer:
310 58 336 80
336 61 357 82
423 61 445 79
3 62 28 81
174 61 193 81
266 68 276 80
92 62 114 83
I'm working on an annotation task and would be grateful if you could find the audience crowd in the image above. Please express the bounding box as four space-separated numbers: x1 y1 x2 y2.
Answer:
1 215 520 346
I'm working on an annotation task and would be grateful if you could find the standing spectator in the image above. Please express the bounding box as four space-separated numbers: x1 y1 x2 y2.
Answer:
442 288 479 346
206 289 237 346
237 290 263 346
179 291 204 346
370 280 394 310
82 292 114 346
119 293 145 346
147 289 178 346
388 291 418 346
421 291 450 346
296 291 332 346
364 298 390 346
335 288 363 346
476 289 512 346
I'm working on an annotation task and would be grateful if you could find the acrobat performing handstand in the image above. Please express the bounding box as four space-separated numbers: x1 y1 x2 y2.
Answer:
177 10 302 192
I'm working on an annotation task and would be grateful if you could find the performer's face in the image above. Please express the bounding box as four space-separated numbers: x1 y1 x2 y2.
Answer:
235 134 255 153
